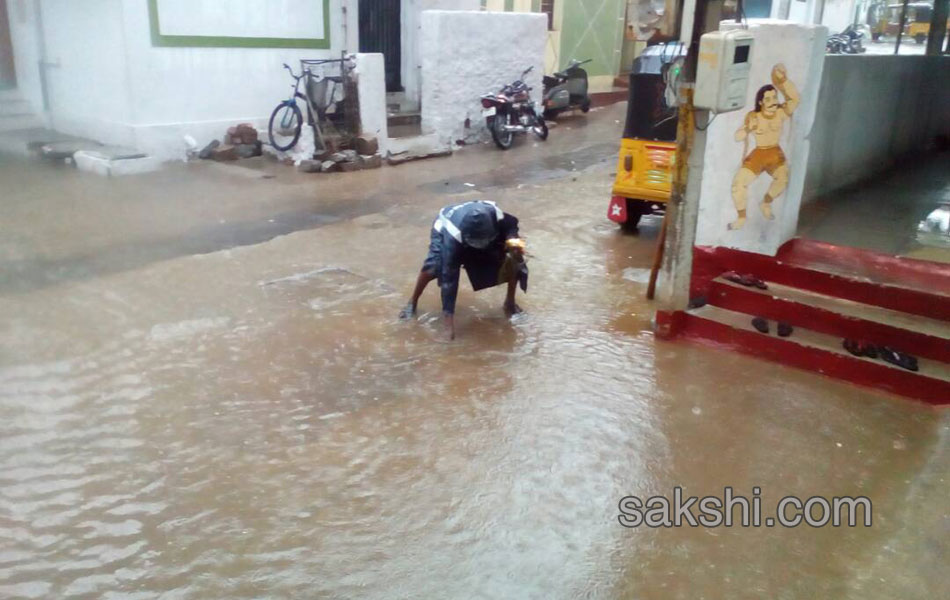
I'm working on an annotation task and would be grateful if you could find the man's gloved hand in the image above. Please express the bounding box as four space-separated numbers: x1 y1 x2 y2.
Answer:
505 238 527 260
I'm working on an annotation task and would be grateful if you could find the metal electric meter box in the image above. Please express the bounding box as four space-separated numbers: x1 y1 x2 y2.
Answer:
695 30 754 113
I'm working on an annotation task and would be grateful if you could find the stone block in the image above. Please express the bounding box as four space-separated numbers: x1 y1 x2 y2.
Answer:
298 159 321 173
320 160 339 173
199 139 220 159
211 144 238 161
355 134 379 156
360 154 382 169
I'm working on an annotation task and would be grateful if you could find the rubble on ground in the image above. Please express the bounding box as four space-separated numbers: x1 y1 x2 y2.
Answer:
199 124 385 174
200 122 263 162
293 134 383 175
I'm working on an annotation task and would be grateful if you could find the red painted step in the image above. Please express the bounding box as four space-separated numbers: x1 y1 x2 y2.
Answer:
708 277 950 363
681 305 950 406
692 243 950 321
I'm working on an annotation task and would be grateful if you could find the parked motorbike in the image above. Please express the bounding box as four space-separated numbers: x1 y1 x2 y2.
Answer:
826 24 867 54
480 67 548 150
542 59 593 120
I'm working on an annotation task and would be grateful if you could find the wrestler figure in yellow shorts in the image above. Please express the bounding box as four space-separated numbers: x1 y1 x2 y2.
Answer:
730 64 800 231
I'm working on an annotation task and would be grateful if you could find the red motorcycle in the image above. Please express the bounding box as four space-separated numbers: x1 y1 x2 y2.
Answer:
480 67 548 150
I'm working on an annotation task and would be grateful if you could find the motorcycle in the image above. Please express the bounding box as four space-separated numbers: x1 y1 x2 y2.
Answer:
827 24 867 54
480 67 548 150
542 58 593 120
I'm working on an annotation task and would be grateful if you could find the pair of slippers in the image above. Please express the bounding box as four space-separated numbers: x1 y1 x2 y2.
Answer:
843 339 919 372
752 317 793 337
723 271 768 290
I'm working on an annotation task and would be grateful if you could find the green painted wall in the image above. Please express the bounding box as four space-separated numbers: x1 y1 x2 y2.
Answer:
558 0 625 76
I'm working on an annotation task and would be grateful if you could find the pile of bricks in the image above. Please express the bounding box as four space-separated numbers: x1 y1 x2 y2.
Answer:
296 133 383 174
198 123 263 161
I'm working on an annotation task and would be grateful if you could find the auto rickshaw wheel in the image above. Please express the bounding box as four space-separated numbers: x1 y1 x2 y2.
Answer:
620 200 645 232
915 34 926 44
581 98 592 113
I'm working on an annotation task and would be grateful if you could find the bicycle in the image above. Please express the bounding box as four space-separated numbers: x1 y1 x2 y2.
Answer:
268 59 346 153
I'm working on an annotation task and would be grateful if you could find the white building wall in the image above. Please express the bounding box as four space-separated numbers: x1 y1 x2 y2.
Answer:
8 0 350 159
5 0 45 117
803 55 950 203
118 0 348 160
818 0 855 33
695 20 828 256
399 0 481 109
38 0 135 146
775 0 856 32
420 10 546 145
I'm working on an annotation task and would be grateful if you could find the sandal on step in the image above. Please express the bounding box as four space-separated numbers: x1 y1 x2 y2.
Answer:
751 317 770 334
881 347 919 372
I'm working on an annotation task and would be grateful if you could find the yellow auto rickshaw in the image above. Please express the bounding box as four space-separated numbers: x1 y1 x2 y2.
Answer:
608 43 685 231
873 2 946 44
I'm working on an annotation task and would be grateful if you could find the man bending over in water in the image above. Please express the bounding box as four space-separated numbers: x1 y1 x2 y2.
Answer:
399 200 527 340
730 63 799 230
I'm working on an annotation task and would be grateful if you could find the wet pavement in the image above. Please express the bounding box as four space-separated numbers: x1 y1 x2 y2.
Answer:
1 105 948 599
798 154 950 263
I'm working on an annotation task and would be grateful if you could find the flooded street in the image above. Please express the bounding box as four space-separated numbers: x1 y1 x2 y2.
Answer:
1 106 947 599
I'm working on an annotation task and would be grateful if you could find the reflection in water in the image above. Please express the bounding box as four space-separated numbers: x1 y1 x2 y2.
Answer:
0 161 947 599
918 202 950 249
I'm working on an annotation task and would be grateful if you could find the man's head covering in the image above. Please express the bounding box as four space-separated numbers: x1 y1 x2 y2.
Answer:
460 204 498 249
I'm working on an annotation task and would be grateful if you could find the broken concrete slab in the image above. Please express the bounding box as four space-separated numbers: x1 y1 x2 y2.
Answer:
74 150 162 177
386 133 450 158
0 128 94 158
81 145 148 160
387 149 452 166
40 140 104 160
298 159 321 173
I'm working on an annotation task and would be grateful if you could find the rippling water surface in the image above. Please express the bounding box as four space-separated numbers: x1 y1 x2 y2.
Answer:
1 150 947 599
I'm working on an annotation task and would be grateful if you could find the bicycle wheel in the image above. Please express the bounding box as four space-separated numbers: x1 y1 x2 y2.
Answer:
268 101 303 152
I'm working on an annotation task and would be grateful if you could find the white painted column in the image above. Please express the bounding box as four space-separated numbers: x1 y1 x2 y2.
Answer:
694 19 828 256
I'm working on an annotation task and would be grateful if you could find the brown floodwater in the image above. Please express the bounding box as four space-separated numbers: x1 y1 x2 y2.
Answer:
0 117 947 599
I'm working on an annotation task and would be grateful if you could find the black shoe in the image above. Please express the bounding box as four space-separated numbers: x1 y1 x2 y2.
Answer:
777 322 793 337
751 317 769 334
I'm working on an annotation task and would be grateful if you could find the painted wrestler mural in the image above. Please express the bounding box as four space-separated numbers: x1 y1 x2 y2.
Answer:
729 63 799 231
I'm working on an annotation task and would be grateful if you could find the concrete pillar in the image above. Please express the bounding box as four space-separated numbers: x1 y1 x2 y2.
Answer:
694 20 828 256
927 0 949 55
657 1 723 313
354 53 389 154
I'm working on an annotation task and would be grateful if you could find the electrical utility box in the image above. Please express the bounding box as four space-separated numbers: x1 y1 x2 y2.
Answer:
694 30 754 113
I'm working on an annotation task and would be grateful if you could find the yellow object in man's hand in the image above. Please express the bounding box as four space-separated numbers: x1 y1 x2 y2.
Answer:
505 238 527 251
